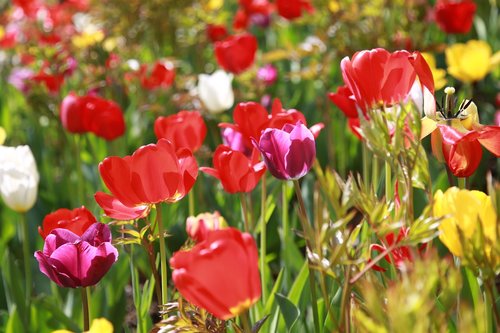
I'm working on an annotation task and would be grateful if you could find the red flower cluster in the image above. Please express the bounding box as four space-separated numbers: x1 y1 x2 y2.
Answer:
154 111 207 153
434 0 476 34
214 33 258 74
60 92 126 140
170 227 261 320
95 139 198 220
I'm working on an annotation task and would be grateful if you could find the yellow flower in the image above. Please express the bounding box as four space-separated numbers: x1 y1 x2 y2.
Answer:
445 40 500 83
72 30 105 49
328 0 340 13
421 52 446 90
433 187 497 261
52 318 113 333
204 0 223 11
0 127 6 145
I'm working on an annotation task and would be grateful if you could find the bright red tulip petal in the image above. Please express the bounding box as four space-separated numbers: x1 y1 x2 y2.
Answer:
477 125 500 157
95 192 150 220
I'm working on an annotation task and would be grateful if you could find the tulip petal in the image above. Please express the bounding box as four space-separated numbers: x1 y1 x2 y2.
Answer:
95 192 150 220
258 128 290 179
439 126 483 177
420 117 437 139
477 125 500 157
35 251 78 288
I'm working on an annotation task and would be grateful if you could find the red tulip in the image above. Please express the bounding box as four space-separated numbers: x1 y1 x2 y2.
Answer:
95 138 198 220
206 24 228 43
234 0 274 30
38 206 97 239
154 111 207 153
200 145 266 194
81 95 126 141
214 33 258 74
434 0 476 34
170 227 261 320
370 227 413 272
32 71 64 94
328 86 365 140
276 0 314 20
186 211 227 243
139 61 175 90
340 49 434 112
60 93 126 141
35 223 118 288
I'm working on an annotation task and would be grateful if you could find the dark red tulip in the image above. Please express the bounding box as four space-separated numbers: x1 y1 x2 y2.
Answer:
38 206 97 240
214 33 258 74
200 145 266 194
206 24 228 43
170 227 261 320
276 0 314 20
434 0 476 34
35 223 118 288
95 138 198 220
154 111 207 153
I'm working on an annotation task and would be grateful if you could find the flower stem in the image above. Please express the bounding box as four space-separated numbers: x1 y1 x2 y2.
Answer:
292 180 320 333
457 177 466 189
260 176 268 304
20 213 31 321
371 156 379 194
81 287 90 331
362 143 370 185
385 161 392 202
240 193 250 233
156 205 168 314
188 190 195 217
240 310 252 333
485 279 500 329
282 182 289 244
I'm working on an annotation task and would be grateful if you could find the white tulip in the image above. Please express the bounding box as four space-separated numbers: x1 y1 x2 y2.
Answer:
0 145 39 213
197 70 234 114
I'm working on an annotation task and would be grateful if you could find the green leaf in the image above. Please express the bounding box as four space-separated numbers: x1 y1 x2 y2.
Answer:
275 293 300 332
6 306 23 333
288 260 308 304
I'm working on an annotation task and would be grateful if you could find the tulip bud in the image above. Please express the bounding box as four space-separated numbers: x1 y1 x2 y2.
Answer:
198 70 234 114
0 145 39 212
256 122 316 180
186 211 228 243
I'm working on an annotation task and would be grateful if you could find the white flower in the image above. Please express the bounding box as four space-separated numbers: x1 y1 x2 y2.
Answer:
197 70 234 114
0 145 39 212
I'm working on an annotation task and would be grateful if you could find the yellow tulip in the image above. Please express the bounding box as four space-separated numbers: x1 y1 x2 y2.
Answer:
72 30 105 49
445 40 500 83
433 187 497 260
51 318 113 333
0 127 6 145
421 52 446 91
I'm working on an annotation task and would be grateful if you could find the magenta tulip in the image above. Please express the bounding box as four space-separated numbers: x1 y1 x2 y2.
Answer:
256 122 316 180
34 223 118 288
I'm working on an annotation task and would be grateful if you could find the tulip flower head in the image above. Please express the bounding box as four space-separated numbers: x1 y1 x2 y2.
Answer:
95 138 198 220
445 40 500 83
421 89 500 177
214 33 258 74
434 0 476 34
370 227 414 272
198 70 234 114
170 227 261 320
434 187 498 268
276 0 314 20
138 61 175 90
154 111 207 153
340 48 435 113
200 145 266 194
35 223 118 288
0 145 39 213
38 206 97 239
256 122 316 180
186 211 228 243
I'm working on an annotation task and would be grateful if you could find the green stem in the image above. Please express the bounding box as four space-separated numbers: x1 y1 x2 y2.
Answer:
240 193 250 233
292 180 320 333
240 310 252 333
81 287 90 331
260 176 267 304
371 156 379 194
282 182 289 244
156 205 168 313
339 267 351 332
385 161 392 202
20 214 31 321
362 143 370 185
457 177 467 189
188 190 195 217
74 135 84 205
485 279 500 330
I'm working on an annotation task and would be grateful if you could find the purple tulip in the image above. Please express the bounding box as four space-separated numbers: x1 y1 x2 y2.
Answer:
256 122 316 180
34 223 118 288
